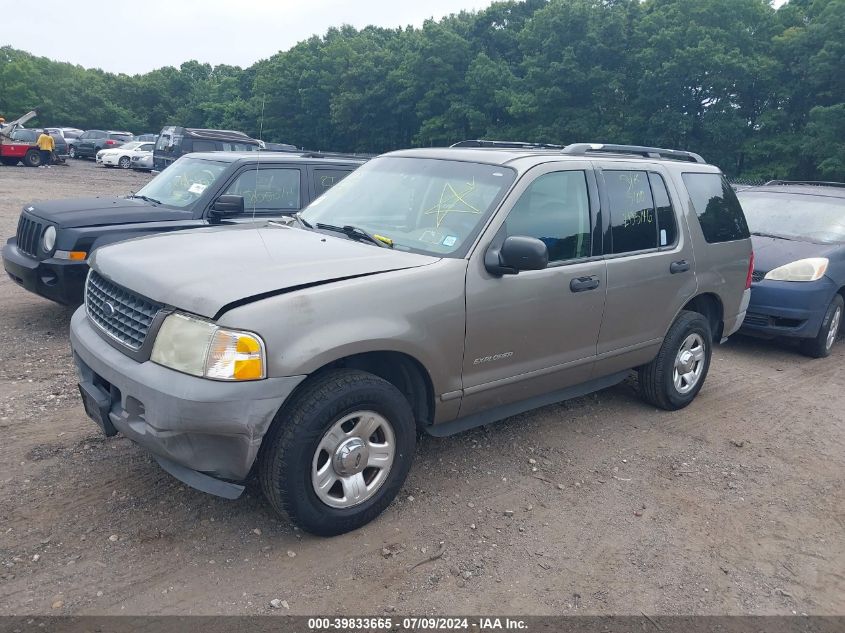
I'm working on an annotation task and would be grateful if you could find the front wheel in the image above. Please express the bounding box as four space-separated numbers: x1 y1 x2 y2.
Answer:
68 146 76 158
800 294 843 358
118 156 130 169
259 369 416 536
639 310 712 411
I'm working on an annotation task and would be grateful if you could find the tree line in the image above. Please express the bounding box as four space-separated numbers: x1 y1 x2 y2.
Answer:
1 0 842 180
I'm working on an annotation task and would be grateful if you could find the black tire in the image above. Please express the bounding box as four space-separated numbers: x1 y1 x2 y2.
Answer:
259 369 416 536
118 156 130 169
799 294 843 358
638 310 712 411
23 150 41 167
68 145 76 158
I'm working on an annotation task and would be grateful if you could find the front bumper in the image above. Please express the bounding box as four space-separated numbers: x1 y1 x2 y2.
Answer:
70 307 305 492
2 239 88 305
739 277 837 339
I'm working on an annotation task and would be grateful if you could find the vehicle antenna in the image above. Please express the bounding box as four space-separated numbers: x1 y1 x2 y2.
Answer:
253 95 265 225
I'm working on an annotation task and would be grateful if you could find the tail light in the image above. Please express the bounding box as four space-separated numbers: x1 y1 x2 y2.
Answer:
105 139 118 146
745 251 755 289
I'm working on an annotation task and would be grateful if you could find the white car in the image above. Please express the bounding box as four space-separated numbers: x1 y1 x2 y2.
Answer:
96 141 155 169
130 152 154 171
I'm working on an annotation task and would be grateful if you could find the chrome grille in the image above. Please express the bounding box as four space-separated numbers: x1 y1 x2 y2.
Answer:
15 214 44 257
86 271 161 350
751 270 766 283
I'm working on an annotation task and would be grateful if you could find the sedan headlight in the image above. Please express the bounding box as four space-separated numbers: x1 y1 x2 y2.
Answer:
150 312 266 380
764 257 829 282
42 225 56 253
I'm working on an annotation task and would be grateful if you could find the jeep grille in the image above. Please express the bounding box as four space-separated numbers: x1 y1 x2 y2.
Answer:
16 214 44 257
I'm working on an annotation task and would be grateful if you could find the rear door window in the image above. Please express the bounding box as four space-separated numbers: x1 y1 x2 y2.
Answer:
648 173 678 247
605 171 657 253
312 169 353 197
682 173 750 243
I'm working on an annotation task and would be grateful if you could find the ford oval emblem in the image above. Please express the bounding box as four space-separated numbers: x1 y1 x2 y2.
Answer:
103 302 116 318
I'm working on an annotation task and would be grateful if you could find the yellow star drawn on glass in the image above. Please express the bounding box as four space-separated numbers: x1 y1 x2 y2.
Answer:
423 179 482 227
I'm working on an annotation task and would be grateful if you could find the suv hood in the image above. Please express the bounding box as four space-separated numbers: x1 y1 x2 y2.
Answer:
751 235 839 273
26 197 193 228
91 224 439 318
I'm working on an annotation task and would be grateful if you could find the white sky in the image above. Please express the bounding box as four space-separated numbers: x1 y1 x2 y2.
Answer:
2 0 497 75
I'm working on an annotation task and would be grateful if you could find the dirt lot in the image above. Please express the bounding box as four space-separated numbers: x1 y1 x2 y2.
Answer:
0 160 843 617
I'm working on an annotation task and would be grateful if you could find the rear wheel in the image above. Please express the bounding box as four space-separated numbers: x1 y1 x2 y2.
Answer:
800 294 843 358
118 156 131 169
639 310 712 410
68 145 76 158
259 369 416 536
23 149 41 167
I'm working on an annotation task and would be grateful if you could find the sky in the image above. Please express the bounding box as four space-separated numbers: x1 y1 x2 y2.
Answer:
3 0 497 75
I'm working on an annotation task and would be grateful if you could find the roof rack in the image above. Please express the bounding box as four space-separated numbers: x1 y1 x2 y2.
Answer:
451 139 565 150
296 151 375 160
764 180 845 188
561 143 706 163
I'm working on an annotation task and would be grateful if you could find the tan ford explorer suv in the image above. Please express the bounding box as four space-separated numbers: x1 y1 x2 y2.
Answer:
69 142 753 536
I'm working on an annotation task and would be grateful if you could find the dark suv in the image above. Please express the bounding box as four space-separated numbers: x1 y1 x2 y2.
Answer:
153 127 260 171
72 130 134 159
3 152 365 305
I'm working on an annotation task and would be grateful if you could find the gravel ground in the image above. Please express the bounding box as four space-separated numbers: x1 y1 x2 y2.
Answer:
0 160 843 616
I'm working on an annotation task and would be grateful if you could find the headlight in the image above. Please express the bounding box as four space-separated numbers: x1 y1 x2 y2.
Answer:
764 257 829 282
42 225 56 253
150 312 266 380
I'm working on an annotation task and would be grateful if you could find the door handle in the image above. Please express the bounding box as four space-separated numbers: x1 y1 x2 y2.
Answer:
670 260 691 274
570 275 600 292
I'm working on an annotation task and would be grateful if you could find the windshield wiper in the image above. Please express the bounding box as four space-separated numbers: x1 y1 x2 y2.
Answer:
294 212 313 229
315 223 392 248
130 194 162 205
751 231 794 241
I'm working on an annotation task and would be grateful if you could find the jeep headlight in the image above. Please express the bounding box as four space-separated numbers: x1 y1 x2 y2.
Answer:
764 257 829 282
42 225 56 254
150 312 266 380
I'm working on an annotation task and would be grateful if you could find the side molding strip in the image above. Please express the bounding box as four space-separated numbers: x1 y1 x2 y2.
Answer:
426 370 630 438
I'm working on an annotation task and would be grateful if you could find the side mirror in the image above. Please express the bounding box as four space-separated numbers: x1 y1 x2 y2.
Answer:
210 194 245 216
484 235 549 276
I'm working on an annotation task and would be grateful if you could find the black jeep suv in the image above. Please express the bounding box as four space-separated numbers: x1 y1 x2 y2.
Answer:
3 152 365 304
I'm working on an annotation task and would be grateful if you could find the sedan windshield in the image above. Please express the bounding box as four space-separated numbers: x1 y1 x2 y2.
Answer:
133 157 227 208
300 156 516 256
738 191 845 244
120 141 145 151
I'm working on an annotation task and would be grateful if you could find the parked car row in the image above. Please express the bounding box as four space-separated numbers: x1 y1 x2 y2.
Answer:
2 140 842 538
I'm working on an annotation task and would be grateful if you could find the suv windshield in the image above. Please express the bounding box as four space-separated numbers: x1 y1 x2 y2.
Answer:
300 156 515 256
134 157 227 208
738 191 845 244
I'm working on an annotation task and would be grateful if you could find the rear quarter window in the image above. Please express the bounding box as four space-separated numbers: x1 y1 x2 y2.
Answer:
682 173 750 243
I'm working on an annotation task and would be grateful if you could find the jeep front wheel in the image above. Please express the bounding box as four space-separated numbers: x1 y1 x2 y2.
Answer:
638 310 712 410
259 369 416 536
